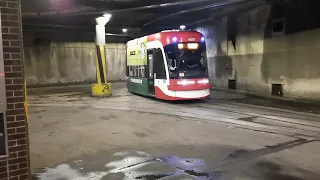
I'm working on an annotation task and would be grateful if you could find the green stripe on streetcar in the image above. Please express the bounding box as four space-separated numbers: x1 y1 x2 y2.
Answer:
127 77 149 95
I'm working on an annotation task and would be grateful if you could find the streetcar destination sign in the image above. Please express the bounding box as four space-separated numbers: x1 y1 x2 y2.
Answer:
130 78 143 84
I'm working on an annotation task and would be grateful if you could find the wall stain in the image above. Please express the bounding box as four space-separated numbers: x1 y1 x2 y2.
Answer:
133 132 148 138
215 41 232 79
32 110 47 114
100 115 116 121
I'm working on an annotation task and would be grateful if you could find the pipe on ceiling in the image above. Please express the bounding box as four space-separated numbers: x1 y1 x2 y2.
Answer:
23 29 132 36
22 6 96 17
106 0 218 12
143 0 252 27
22 0 217 17
22 23 141 31
22 23 92 29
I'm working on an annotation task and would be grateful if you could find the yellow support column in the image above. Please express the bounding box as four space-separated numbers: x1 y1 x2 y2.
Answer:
92 45 112 97
24 77 28 121
92 14 112 97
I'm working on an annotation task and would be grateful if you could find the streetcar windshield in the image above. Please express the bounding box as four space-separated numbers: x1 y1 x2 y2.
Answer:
164 43 208 79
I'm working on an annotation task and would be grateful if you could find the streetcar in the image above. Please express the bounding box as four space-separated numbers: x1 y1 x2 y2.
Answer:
126 30 211 100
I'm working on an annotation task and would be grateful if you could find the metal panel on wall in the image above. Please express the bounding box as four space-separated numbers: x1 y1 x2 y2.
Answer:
0 113 6 156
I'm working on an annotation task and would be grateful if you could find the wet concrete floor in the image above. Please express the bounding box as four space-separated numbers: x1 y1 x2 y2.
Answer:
27 83 320 180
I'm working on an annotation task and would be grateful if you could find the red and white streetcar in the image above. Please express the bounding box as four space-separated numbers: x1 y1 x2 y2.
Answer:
126 30 211 100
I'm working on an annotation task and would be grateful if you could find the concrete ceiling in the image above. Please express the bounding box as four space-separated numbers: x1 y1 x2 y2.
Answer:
21 0 264 39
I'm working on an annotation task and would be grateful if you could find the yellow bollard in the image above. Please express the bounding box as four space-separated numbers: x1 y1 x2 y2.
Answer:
92 83 112 97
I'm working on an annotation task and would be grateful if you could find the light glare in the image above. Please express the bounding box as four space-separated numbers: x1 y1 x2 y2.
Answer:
172 36 178 42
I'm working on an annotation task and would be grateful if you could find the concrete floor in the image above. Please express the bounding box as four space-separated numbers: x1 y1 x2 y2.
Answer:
28 82 320 180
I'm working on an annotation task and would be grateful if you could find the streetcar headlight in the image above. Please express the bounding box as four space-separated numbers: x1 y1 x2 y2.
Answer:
177 80 195 85
177 80 186 85
178 43 184 49
187 43 199 49
198 79 209 84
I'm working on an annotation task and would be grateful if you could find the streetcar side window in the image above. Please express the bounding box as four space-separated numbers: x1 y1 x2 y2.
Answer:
129 66 133 76
153 49 166 79
128 65 146 78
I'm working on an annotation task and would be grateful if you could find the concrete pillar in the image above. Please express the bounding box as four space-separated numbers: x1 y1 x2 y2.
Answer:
91 15 113 97
0 0 30 180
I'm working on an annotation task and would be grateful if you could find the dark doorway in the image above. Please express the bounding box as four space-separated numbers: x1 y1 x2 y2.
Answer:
228 79 237 90
272 84 283 97
147 50 155 95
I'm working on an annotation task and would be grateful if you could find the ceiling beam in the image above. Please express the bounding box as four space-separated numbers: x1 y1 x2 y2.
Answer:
187 0 265 26
143 0 254 27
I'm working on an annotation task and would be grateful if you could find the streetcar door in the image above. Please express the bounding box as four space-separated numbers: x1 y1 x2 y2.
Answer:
147 50 155 95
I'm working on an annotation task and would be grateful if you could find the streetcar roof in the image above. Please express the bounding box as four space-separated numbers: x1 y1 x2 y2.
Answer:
127 30 204 47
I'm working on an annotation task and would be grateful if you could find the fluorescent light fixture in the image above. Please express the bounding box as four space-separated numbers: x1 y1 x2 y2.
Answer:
103 13 112 19
96 13 112 25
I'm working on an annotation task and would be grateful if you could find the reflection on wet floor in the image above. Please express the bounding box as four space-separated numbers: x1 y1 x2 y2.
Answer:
33 146 315 180
33 151 224 180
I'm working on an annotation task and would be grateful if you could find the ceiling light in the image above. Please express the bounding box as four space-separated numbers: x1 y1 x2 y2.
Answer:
180 25 186 30
122 29 127 33
96 13 112 25
103 13 112 19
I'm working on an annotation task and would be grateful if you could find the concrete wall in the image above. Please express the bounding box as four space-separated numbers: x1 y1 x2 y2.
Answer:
197 1 320 100
24 43 126 85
